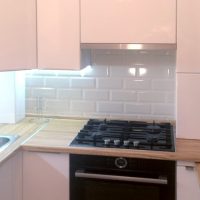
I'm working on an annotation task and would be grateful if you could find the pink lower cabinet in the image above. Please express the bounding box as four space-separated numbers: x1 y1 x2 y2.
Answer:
177 161 200 200
23 151 69 200
176 73 200 139
0 151 22 200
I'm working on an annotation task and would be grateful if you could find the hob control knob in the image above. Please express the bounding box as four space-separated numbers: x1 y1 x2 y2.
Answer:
133 140 140 147
115 157 128 169
104 139 111 145
114 139 120 146
123 140 130 147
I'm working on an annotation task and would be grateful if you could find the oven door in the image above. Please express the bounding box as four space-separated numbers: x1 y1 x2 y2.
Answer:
70 167 175 200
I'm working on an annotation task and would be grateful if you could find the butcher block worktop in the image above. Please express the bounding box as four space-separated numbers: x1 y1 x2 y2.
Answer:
19 118 200 162
0 117 46 163
0 117 200 163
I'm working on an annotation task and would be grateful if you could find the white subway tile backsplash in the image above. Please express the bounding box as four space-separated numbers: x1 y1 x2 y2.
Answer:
85 65 109 77
25 88 32 98
83 90 109 100
125 103 151 114
32 88 56 99
44 100 69 115
97 78 123 89
124 79 151 90
70 78 95 88
25 50 175 120
94 54 124 67
111 91 137 102
45 77 69 88
70 101 96 112
26 77 44 87
109 114 139 121
152 104 175 116
26 99 37 114
166 92 175 103
97 102 123 113
110 66 133 77
152 80 175 90
57 89 82 100
138 92 165 103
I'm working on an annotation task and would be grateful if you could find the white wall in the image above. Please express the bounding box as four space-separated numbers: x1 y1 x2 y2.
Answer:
0 71 25 123
25 50 176 121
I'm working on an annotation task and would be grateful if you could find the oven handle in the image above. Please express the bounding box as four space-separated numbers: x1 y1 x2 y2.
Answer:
75 170 168 185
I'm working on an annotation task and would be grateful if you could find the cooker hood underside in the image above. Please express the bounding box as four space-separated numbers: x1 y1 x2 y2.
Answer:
81 43 176 50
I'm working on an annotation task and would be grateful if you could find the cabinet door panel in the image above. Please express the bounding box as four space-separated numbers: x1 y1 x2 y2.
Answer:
23 152 69 200
81 0 176 44
177 162 200 200
177 0 200 73
0 151 22 200
176 74 200 139
0 0 36 71
37 0 80 70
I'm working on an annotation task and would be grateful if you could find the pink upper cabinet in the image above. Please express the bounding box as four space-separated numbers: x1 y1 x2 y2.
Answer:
176 0 200 73
81 0 176 44
37 0 80 70
0 0 36 71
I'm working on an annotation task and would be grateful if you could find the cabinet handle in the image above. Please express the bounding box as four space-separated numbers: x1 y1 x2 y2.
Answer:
185 166 194 171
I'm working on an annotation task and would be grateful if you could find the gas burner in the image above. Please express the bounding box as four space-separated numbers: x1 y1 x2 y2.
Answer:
70 119 175 152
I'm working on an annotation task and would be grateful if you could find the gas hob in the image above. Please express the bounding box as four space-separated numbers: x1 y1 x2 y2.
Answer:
70 119 175 152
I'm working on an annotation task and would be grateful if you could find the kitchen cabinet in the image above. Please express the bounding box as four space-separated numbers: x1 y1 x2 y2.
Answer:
177 161 200 200
0 0 84 71
81 0 176 44
23 151 69 200
0 0 36 71
177 0 200 73
0 151 22 200
176 74 200 139
37 0 81 70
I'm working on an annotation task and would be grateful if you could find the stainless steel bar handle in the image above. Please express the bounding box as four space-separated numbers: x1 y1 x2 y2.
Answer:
75 170 168 185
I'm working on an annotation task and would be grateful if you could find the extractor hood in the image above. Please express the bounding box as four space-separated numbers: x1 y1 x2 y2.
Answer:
81 43 176 50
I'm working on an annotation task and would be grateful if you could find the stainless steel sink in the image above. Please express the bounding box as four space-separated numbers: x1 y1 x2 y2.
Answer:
0 135 18 152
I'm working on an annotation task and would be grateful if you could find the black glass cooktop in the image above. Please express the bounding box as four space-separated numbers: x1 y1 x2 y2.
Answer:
70 119 175 152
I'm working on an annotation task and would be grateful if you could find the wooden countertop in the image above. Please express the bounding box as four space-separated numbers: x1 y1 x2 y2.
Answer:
21 118 200 162
1 117 200 163
0 117 47 163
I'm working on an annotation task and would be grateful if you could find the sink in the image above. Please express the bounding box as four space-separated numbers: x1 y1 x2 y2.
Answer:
0 135 18 152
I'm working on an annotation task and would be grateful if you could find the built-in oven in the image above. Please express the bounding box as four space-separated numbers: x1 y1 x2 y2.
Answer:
70 154 176 200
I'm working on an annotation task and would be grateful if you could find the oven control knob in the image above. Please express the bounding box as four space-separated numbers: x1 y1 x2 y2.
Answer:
123 140 130 147
104 138 111 145
114 139 120 146
133 140 140 147
115 157 128 169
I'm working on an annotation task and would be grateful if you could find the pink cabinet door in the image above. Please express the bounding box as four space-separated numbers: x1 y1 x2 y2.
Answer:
177 162 200 200
0 0 36 71
37 0 80 70
23 152 69 200
176 74 200 139
177 0 200 73
81 0 176 44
